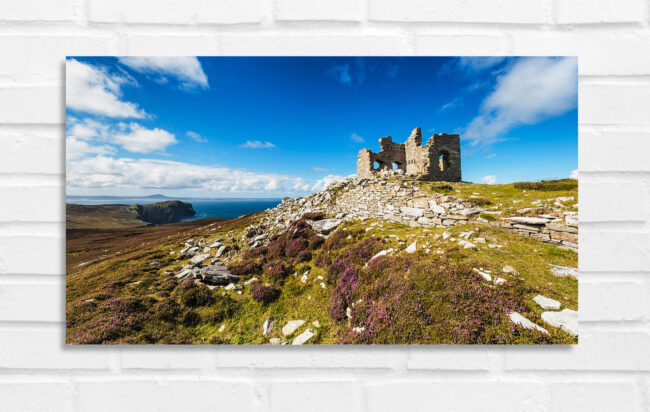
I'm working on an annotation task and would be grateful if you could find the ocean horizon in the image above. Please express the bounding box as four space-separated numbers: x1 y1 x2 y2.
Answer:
66 196 282 220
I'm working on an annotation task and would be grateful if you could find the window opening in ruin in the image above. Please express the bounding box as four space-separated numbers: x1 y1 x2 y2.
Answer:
373 161 381 170
439 151 450 171
392 162 399 170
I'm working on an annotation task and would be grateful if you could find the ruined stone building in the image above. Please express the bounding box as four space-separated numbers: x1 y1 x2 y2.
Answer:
356 127 462 181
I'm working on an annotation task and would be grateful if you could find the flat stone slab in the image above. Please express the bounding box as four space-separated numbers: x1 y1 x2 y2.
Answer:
282 320 305 337
262 318 273 336
405 241 417 253
533 294 561 310
292 328 314 345
199 264 238 285
308 219 341 234
508 312 549 335
189 253 211 264
549 264 578 279
503 216 551 225
542 309 578 336
472 268 492 282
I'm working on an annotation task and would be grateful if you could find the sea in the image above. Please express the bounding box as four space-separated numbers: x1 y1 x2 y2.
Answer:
66 196 282 221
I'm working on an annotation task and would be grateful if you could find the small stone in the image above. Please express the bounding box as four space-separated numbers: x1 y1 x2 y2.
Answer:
189 253 211 265
549 264 578 279
320 282 326 289
224 283 235 291
405 241 417 253
244 277 258 285
218 324 225 333
494 277 506 285
300 274 308 283
352 326 365 333
282 320 305 337
502 265 519 275
472 268 492 282
542 309 578 336
508 312 549 335
533 294 561 310
292 328 314 345
312 320 321 328
262 318 274 336
269 338 282 345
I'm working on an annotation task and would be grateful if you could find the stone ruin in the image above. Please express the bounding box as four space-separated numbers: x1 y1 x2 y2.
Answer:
357 127 461 181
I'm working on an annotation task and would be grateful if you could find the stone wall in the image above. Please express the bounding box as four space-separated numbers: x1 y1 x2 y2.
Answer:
273 177 578 251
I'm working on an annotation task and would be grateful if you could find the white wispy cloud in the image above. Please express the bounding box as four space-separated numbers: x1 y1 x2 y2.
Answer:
439 96 463 112
110 123 177 153
350 132 364 143
239 140 277 149
570 169 578 179
311 167 329 173
118 57 209 89
458 57 506 72
67 156 310 194
66 118 177 155
66 59 146 118
464 57 577 147
485 153 496 159
326 63 352 85
311 174 346 192
481 175 498 185
186 131 207 143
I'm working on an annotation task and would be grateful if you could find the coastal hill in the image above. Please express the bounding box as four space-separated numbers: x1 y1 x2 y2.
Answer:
66 176 578 345
66 200 195 229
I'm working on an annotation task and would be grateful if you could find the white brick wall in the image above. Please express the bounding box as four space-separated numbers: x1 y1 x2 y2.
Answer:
0 1 648 410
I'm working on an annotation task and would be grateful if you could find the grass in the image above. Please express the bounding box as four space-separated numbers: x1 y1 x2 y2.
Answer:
419 178 578 216
67 206 577 344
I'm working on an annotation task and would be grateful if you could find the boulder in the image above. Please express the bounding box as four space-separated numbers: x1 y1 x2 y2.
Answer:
215 245 229 258
549 264 578 279
292 328 314 345
400 207 425 218
308 219 342 234
507 312 549 335
199 264 239 285
502 265 519 275
189 253 211 264
541 309 578 336
282 320 305 336
472 268 492 282
533 294 561 310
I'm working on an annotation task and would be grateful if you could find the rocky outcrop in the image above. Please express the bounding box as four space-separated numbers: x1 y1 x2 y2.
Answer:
129 200 196 225
259 177 578 251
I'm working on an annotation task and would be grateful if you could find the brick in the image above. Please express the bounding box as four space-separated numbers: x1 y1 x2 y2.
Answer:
368 0 550 23
275 0 364 21
367 381 546 412
579 181 646 222
580 129 650 171
219 34 413 55
555 0 645 24
76 379 255 412
504 330 650 370
0 281 63 322
0 0 75 22
548 381 643 411
511 31 650 76
0 126 63 174
88 0 265 24
580 230 650 272
580 83 650 126
271 381 362 411
0 35 117 82
0 187 64 222
0 236 64 275
407 347 491 370
415 34 509 55
216 347 404 369
0 87 63 124
0 328 111 369
126 35 219 55
120 348 215 370
580 279 646 321
0 382 73 412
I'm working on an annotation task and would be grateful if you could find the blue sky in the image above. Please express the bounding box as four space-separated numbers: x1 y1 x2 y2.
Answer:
65 56 577 197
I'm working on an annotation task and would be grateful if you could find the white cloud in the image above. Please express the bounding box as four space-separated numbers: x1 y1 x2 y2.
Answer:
439 96 463 112
464 57 577 146
485 153 496 159
326 63 352 84
481 175 498 185
66 59 146 118
570 169 578 179
110 123 177 154
351 132 364 143
118 57 208 89
67 156 310 194
458 57 506 72
239 140 276 149
312 167 329 172
186 131 207 143
311 174 346 192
